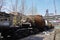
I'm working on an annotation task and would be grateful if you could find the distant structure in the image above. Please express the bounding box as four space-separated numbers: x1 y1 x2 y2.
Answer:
44 8 60 26
45 9 55 16
45 9 49 16
44 9 60 26
49 13 54 16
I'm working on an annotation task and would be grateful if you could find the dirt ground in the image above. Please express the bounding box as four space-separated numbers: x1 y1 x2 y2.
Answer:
55 29 60 40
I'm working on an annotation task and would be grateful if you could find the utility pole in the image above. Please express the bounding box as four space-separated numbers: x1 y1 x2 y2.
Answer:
32 0 33 15
31 0 35 23
21 0 25 14
19 0 25 25
31 0 37 15
12 0 18 26
15 0 18 12
54 0 57 15
53 0 57 20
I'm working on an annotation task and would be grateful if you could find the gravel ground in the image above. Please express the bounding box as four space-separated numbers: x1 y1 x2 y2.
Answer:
55 29 60 40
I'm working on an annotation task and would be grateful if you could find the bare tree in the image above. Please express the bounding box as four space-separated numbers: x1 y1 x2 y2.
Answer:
10 0 18 12
0 0 5 12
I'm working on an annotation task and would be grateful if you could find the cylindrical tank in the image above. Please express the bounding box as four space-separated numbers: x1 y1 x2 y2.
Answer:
34 15 45 27
26 15 45 30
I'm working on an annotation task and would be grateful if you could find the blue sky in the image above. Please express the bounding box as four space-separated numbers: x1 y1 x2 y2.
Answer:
2 0 60 16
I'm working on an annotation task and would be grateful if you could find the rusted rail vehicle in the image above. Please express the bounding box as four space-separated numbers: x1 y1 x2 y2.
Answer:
0 12 54 38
